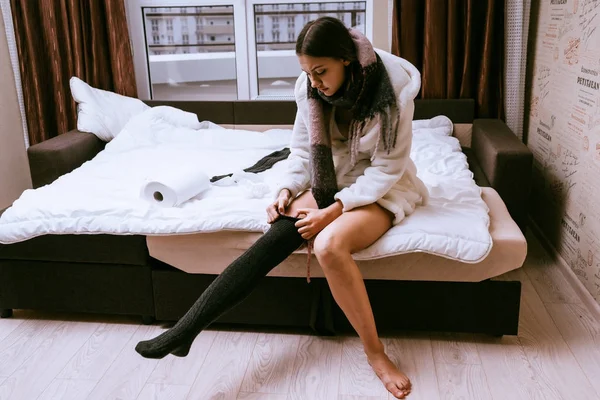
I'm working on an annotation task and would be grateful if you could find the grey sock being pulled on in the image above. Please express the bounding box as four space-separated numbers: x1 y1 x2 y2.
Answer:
135 216 304 359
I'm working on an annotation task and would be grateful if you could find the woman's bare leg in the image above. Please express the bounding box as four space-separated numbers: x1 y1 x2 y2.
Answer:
312 203 412 399
283 190 319 216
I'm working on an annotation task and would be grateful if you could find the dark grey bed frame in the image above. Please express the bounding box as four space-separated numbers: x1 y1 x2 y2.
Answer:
0 99 533 337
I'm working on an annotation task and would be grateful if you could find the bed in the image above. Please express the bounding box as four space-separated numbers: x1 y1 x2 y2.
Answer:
0 97 532 337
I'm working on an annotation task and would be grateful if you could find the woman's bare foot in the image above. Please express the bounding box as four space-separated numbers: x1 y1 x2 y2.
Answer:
367 351 412 399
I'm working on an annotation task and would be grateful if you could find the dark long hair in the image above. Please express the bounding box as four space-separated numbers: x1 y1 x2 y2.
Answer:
295 17 357 62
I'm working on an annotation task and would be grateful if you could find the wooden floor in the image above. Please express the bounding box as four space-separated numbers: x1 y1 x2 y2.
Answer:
1 231 599 400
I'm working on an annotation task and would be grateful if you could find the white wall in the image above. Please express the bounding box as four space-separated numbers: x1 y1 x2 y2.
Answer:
0 8 31 210
372 0 391 52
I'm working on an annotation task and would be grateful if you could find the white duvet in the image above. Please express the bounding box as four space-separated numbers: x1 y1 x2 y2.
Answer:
0 106 492 263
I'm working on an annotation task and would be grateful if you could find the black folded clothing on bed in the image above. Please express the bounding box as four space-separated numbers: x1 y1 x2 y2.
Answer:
210 147 291 182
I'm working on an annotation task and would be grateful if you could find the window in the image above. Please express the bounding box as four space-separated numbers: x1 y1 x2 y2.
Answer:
128 1 372 100
251 1 368 98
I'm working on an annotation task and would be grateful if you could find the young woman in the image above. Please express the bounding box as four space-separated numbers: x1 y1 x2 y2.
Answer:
136 17 428 400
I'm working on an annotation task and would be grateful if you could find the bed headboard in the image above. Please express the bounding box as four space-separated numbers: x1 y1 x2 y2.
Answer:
143 98 475 125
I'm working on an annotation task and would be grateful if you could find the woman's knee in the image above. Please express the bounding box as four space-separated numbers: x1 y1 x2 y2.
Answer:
313 231 349 269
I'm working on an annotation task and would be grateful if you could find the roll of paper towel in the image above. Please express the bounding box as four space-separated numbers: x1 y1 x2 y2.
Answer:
141 169 211 208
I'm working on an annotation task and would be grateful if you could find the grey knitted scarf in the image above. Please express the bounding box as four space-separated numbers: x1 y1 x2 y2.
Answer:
306 29 399 209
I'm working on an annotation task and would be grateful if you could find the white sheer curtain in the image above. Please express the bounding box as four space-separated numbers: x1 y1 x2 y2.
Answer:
505 0 531 140
0 0 29 148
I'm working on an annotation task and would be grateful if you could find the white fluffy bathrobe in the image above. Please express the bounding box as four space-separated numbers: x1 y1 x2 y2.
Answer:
275 49 430 224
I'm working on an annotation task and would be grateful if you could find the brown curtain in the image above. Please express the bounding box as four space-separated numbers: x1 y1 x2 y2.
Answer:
10 0 137 145
392 0 505 119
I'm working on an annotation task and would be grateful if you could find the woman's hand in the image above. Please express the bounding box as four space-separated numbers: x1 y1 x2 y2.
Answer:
294 201 344 240
266 189 292 223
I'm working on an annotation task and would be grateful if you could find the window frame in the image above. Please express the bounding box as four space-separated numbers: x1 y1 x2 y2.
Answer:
126 0 373 101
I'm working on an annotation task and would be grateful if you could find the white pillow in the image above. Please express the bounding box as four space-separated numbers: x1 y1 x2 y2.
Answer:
69 76 150 142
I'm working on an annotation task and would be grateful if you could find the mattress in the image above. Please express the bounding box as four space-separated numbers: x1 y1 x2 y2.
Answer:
147 187 527 282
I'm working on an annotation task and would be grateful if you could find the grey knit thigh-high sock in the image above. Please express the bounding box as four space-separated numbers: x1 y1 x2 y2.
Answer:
135 216 304 359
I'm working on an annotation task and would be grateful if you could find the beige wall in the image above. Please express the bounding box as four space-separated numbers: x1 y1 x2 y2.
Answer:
372 0 392 52
0 9 31 210
526 0 600 306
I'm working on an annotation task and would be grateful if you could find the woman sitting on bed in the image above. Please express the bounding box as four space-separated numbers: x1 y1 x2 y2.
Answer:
135 16 428 400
